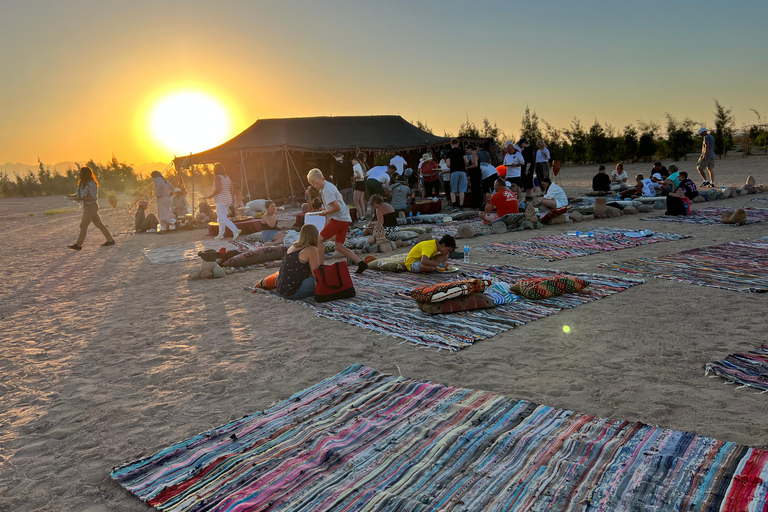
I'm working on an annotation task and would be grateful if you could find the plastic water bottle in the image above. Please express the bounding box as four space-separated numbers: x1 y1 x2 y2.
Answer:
483 270 490 282
416 211 420 216
587 231 595 238
721 184 726 193
408 210 412 217
463 244 470 263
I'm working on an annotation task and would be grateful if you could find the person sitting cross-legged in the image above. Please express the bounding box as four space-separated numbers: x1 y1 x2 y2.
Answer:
479 178 519 223
404 235 457 273
534 178 568 210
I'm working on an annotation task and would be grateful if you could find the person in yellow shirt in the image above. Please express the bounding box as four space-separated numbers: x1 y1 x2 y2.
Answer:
405 235 456 272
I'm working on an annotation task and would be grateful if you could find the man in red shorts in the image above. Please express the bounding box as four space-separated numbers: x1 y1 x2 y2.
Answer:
307 168 367 273
478 178 519 223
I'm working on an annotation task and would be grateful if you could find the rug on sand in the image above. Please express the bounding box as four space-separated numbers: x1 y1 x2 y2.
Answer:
479 228 688 261
111 364 768 512
257 262 641 351
640 206 768 226
601 237 768 293
428 217 494 238
706 345 768 392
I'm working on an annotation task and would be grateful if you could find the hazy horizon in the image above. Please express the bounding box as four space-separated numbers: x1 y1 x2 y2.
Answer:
1 0 766 165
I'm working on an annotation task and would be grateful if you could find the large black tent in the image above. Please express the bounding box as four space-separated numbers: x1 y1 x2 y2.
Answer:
173 115 499 202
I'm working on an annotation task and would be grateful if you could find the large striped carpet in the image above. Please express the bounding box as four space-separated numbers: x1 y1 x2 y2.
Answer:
112 364 768 511
479 228 688 261
707 344 768 391
600 237 768 293
261 263 642 352
640 206 768 226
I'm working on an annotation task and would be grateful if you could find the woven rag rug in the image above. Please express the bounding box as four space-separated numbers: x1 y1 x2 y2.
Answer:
112 364 768 512
479 228 688 261
428 218 495 238
707 345 768 392
601 237 768 292
258 263 641 351
640 206 768 226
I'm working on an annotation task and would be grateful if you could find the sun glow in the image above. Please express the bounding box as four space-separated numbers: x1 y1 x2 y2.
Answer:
149 91 231 156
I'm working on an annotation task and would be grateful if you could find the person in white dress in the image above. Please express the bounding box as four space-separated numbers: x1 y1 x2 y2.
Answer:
205 163 241 240
151 171 177 232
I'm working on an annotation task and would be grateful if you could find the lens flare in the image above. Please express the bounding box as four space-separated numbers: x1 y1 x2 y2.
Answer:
563 325 571 333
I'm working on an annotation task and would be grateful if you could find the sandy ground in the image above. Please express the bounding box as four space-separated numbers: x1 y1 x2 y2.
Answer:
1 154 768 511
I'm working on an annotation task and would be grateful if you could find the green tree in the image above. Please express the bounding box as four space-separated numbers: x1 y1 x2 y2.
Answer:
481 117 510 150
564 118 588 163
542 119 569 162
519 106 543 144
636 119 660 162
621 125 638 162
664 114 698 161
713 100 735 158
413 120 433 134
458 117 480 138
586 120 609 163
0 172 16 197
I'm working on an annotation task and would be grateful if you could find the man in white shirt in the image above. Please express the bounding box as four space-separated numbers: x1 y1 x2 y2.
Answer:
502 143 525 203
535 178 568 209
389 154 407 176
306 168 367 273
365 165 394 198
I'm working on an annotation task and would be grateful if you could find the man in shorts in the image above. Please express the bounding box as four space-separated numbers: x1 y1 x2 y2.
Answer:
307 168 367 274
446 138 467 212
479 178 519 222
696 127 716 187
405 235 456 273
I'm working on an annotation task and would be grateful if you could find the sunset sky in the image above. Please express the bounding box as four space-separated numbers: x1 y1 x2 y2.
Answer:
1 0 766 167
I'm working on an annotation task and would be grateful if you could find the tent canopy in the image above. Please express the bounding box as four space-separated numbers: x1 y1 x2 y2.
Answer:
174 115 450 167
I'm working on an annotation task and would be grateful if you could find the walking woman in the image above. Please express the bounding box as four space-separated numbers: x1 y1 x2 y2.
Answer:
151 171 177 232
205 163 241 240
68 166 115 250
534 140 551 193
351 154 367 222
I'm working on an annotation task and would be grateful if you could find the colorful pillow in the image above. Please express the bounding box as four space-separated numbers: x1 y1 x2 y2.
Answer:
409 279 491 303
221 246 287 267
417 293 496 315
540 206 571 224
369 260 407 272
254 271 279 290
511 276 590 300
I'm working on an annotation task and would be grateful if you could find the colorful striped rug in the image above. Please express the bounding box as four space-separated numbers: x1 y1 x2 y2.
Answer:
260 263 641 352
142 240 242 265
479 228 688 261
111 364 768 512
640 206 768 226
601 237 768 293
707 345 768 392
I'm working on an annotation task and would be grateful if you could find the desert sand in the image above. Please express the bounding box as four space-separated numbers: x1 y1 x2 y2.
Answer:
1 154 767 511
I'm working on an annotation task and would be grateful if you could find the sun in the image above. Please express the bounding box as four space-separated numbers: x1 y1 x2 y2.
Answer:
150 91 231 156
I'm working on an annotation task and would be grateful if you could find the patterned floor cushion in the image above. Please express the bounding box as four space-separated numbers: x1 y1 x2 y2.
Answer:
409 279 491 303
511 275 590 300
417 293 496 315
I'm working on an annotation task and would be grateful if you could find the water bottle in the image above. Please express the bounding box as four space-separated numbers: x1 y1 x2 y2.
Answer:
721 184 726 193
463 244 470 263
408 210 412 217
483 270 490 282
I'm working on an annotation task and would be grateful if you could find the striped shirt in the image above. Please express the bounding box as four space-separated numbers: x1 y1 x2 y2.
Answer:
215 175 233 205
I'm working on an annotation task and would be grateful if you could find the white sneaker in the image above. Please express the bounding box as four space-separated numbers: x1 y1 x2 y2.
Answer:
215 234 225 241
231 228 242 240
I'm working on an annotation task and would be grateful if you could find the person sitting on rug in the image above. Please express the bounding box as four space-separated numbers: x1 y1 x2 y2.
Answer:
622 173 662 199
170 188 190 217
275 224 322 300
261 200 289 245
651 161 669 179
659 164 681 195
135 201 159 233
610 163 629 191
362 194 397 241
405 234 457 273
534 178 568 210
675 172 699 199
480 178 519 222
592 165 612 193
619 174 645 198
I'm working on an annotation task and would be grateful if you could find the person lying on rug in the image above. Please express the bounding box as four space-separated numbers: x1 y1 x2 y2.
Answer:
261 201 289 245
274 224 322 300
135 201 159 233
404 235 457 273
592 165 612 194
363 194 397 241
533 178 568 210
307 168 368 273
479 178 519 223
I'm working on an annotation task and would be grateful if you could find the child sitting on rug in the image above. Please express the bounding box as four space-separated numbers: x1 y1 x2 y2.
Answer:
619 174 645 199
405 235 456 273
675 172 699 199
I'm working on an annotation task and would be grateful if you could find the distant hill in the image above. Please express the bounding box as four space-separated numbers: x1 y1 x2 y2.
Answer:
1 160 169 177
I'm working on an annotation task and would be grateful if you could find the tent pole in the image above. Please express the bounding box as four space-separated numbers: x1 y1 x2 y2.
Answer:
283 146 296 206
240 150 251 202
191 164 196 217
259 153 271 200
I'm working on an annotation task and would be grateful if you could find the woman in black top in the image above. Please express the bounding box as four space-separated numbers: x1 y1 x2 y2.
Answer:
275 224 322 299
363 194 398 242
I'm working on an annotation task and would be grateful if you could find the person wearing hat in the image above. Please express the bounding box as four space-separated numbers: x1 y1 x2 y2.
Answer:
151 170 177 232
517 138 536 203
419 152 441 198
696 127 716 187
170 187 190 217
135 200 159 233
